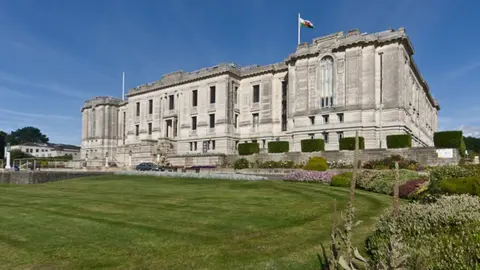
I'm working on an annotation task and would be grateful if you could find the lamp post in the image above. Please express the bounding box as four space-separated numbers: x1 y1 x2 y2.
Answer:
128 150 132 167
85 153 88 168
105 151 109 167
4 143 11 169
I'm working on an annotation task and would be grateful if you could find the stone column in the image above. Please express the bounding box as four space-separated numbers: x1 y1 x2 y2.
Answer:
4 148 11 169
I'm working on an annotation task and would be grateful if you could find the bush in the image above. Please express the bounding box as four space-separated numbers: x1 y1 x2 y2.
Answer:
356 169 421 195
116 171 267 181
427 165 474 193
234 158 249 170
284 170 335 184
362 155 420 170
255 160 301 169
440 177 480 196
339 137 365 150
327 160 353 169
238 143 259 156
460 164 480 176
366 195 480 269
267 141 289 153
331 172 353 187
433 130 463 148
304 157 328 171
386 134 412 148
398 178 428 199
300 139 325 152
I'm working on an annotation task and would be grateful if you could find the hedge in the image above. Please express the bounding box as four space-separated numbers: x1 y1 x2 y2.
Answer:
304 156 328 171
300 139 325 152
331 172 353 187
339 137 365 150
386 134 412 149
439 176 480 196
267 141 289 153
237 143 260 156
434 131 464 148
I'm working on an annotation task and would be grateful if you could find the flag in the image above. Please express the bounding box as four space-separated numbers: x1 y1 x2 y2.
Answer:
299 17 314 29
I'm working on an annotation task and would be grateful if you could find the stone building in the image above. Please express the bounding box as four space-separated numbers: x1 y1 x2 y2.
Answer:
81 28 439 167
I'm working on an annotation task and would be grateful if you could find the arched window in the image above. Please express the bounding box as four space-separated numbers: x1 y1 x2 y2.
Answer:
91 109 96 137
319 56 334 108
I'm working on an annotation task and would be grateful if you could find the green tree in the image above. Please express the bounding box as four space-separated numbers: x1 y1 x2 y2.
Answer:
6 126 49 145
464 136 480 154
8 149 34 166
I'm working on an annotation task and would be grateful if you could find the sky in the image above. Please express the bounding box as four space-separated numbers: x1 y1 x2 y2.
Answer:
0 0 479 145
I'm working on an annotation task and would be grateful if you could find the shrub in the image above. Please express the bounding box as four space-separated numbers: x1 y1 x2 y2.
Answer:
460 164 480 176
362 155 420 170
304 157 328 171
356 169 421 195
398 178 428 199
115 171 267 181
427 165 474 192
327 160 353 169
339 137 365 150
234 158 249 170
330 172 353 187
284 170 335 184
433 130 463 148
386 134 412 148
238 143 259 155
255 160 300 169
440 177 480 196
300 139 325 152
267 141 289 153
366 195 480 269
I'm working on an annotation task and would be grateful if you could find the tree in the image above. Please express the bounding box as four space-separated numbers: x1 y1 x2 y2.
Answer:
6 126 49 145
464 136 480 155
0 130 7 139
8 149 34 166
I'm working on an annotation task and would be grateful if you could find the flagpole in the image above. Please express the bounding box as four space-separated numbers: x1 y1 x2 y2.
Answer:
122 72 125 101
297 13 301 45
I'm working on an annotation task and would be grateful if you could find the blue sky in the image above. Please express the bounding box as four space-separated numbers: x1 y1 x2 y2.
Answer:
0 0 479 145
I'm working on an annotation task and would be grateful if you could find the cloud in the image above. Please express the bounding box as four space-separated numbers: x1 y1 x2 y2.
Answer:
0 85 34 98
446 61 480 80
0 108 75 120
460 125 480 138
0 70 89 99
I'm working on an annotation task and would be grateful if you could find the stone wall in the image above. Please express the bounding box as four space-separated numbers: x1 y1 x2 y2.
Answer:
0 171 113 184
225 147 460 167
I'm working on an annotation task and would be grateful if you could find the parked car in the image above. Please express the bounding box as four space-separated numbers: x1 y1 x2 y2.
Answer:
135 162 160 171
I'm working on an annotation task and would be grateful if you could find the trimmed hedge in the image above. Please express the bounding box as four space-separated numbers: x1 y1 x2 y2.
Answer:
304 156 328 171
434 130 463 148
440 177 480 196
267 141 289 153
339 137 365 150
386 134 412 149
300 139 325 152
234 158 249 170
331 172 353 187
238 143 260 156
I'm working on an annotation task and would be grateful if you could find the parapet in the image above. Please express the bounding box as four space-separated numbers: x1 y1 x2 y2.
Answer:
82 96 123 111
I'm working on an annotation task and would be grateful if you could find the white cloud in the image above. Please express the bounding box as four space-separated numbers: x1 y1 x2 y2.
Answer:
447 61 480 80
0 108 74 120
0 85 34 98
460 125 480 138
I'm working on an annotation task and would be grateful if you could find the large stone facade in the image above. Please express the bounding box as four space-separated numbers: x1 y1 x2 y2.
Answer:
81 28 439 167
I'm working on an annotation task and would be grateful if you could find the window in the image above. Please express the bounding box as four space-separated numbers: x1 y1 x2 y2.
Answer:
191 116 197 130
253 85 260 103
212 140 215 150
234 114 238 128
135 125 139 136
323 115 329 124
337 131 344 141
136 102 140 116
210 86 216 104
282 81 287 97
323 132 329 143
234 86 238 104
309 116 315 125
189 142 193 151
252 113 259 127
281 116 287 131
319 56 334 108
209 114 215 128
192 90 198 107
169 95 174 110
194 142 198 151
308 133 315 139
148 99 153 114
262 139 266 149
36 149 39 152
148 123 152 135
337 113 344 123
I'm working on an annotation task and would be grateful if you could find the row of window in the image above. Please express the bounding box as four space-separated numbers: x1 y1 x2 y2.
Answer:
24 148 50 153
189 140 216 151
309 113 344 125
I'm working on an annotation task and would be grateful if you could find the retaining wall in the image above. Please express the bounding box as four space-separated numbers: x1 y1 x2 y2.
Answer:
0 171 114 184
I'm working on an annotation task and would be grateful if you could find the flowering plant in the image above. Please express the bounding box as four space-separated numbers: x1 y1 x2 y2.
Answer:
284 170 335 184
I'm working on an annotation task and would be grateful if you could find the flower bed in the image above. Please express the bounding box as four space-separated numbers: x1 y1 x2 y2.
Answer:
283 170 335 184
115 171 267 181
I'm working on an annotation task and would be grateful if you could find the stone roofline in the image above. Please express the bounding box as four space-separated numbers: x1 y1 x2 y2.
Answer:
81 96 125 111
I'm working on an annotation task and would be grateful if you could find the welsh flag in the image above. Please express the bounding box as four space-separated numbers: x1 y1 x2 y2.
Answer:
299 17 314 29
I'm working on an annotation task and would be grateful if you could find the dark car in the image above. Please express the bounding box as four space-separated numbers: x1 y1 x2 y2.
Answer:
135 162 160 171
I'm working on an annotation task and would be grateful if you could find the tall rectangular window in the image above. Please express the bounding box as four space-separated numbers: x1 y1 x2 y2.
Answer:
191 116 197 130
209 114 215 128
169 95 174 110
323 132 329 143
210 86 216 104
282 81 287 97
337 131 344 141
309 116 315 125
136 102 140 116
234 114 238 128
192 90 198 107
337 113 344 123
189 142 193 151
135 125 139 136
253 85 260 103
148 123 152 135
212 140 215 150
234 86 238 104
148 99 153 114
194 142 198 151
252 113 259 127
323 115 329 124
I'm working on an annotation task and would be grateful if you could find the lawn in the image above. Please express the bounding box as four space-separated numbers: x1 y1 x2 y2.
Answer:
0 175 393 270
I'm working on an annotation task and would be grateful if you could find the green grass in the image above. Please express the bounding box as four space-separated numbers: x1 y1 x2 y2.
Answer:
0 175 394 270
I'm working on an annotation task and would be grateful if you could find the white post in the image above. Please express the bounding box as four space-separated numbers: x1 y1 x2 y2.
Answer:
129 155 132 167
297 13 301 45
157 154 160 163
122 72 125 101
105 157 109 167
4 148 11 169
